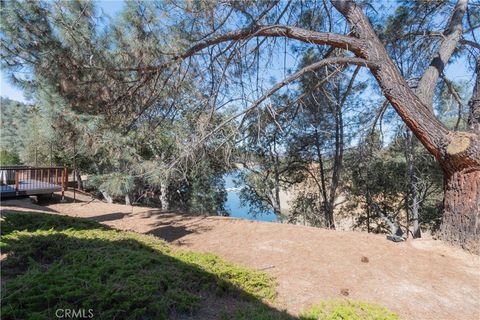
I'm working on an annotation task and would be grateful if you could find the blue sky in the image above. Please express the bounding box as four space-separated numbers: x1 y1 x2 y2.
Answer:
0 1 475 104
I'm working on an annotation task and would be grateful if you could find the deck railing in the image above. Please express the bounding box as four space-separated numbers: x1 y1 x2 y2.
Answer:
0 166 68 197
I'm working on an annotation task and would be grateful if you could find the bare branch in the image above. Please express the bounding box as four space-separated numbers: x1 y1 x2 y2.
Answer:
245 57 377 117
164 57 375 174
370 99 389 136
460 38 480 50
441 75 465 131
401 31 480 50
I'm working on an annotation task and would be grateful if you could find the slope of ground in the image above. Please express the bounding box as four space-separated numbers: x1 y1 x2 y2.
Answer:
0 212 280 319
1 192 479 320
1 211 398 320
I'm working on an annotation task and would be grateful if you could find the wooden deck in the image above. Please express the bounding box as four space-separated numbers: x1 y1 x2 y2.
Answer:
0 166 67 198
0 180 62 197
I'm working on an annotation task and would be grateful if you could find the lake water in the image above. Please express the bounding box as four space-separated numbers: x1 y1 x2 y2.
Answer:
223 172 276 222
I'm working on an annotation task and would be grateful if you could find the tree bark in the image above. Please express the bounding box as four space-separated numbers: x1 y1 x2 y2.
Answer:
439 130 480 251
101 191 113 204
441 168 480 254
75 170 84 191
415 0 468 110
314 128 333 228
160 182 169 210
273 142 282 216
406 132 421 238
468 58 480 133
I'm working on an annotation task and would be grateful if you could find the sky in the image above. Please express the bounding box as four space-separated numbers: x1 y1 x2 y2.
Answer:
0 1 476 104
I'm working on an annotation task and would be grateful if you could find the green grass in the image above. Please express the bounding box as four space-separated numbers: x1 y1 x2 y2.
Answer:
221 300 399 320
1 212 279 319
300 300 399 320
1 212 400 320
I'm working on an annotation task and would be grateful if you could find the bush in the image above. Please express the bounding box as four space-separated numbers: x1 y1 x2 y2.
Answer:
0 149 21 165
0 212 278 319
300 300 399 320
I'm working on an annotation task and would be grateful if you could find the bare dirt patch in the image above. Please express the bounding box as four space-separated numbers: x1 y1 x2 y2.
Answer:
2 192 479 320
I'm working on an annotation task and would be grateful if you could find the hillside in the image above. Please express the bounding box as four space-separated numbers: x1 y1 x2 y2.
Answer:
1 192 479 320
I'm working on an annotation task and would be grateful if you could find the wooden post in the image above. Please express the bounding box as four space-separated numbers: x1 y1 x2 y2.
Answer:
55 168 58 185
64 167 68 187
15 169 19 194
73 169 76 203
61 167 66 201
73 143 76 203
48 168 51 184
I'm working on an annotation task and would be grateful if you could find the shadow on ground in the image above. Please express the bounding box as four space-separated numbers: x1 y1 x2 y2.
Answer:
146 216 213 243
50 192 90 203
0 210 109 235
146 224 194 242
0 211 296 320
89 211 131 222
0 196 59 213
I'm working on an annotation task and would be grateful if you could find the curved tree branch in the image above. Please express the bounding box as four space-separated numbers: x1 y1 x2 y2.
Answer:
176 25 364 61
98 25 365 74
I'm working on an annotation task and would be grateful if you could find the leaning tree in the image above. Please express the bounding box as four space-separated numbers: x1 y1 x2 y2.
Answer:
1 0 478 252
147 0 478 251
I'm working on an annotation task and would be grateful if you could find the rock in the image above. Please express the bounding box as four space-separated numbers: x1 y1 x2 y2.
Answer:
386 234 405 242
340 288 349 296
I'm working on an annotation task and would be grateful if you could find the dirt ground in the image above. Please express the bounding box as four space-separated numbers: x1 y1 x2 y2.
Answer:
1 192 479 320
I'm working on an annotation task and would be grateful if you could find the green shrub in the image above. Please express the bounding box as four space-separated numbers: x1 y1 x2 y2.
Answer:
300 300 399 320
1 212 276 319
0 149 20 165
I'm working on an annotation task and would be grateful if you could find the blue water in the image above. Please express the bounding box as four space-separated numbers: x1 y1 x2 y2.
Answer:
223 172 277 222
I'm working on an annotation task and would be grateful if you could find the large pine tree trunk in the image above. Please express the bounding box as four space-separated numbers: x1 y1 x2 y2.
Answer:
441 168 480 254
439 130 480 254
332 0 479 252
